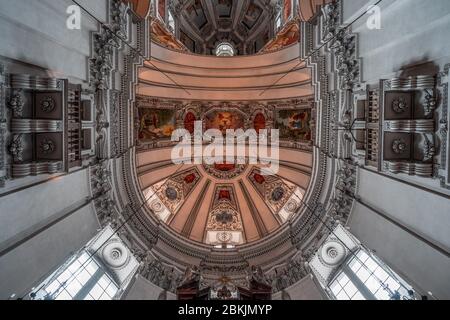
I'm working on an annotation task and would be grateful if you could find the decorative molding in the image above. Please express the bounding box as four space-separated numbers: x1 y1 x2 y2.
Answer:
8 134 24 163
9 74 63 91
10 119 63 133
8 89 25 118
329 160 356 224
92 0 345 290
264 253 308 293
322 1 360 91
11 161 63 178
139 255 184 292
0 64 7 186
438 64 450 189
383 161 434 177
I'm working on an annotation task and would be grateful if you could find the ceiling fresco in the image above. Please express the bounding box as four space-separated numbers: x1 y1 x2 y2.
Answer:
136 96 315 246
169 0 278 55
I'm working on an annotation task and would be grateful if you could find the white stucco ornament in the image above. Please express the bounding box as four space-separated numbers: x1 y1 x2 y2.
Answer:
102 240 129 269
320 240 346 266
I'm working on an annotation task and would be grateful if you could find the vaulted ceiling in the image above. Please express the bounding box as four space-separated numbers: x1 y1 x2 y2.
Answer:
170 0 278 55
137 147 312 245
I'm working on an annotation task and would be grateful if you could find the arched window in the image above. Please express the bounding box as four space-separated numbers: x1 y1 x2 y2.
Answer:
215 42 235 57
328 248 416 300
168 10 175 33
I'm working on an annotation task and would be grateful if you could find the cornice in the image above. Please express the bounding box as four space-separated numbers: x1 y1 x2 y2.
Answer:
88 0 356 293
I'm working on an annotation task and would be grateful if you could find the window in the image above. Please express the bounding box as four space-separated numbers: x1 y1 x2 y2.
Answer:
275 14 282 31
215 42 235 57
329 249 416 300
168 10 175 33
30 251 119 300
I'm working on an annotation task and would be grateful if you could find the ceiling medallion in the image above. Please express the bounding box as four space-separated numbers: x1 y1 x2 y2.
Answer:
284 199 298 213
216 211 234 224
392 96 407 113
271 186 285 202
202 159 248 179
150 199 164 213
101 240 130 269
392 139 407 154
39 138 56 155
165 186 178 201
319 241 346 267
40 96 56 113
207 206 242 231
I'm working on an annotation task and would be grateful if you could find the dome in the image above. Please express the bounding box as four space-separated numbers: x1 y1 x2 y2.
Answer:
1 0 449 302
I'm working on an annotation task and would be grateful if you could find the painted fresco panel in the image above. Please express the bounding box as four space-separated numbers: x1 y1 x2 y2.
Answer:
275 109 312 141
138 108 176 141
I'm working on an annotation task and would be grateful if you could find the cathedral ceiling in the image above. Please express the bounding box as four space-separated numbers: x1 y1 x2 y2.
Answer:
135 97 315 245
170 0 278 55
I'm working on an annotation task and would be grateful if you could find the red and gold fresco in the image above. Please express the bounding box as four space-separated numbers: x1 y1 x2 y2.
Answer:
184 112 197 134
152 168 202 215
259 20 299 53
283 0 292 22
151 19 187 51
206 185 243 232
204 110 245 134
121 0 151 19
275 108 312 141
247 167 294 214
253 113 266 133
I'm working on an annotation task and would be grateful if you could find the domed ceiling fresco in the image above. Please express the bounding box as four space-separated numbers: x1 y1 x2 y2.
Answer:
135 96 315 245
166 0 280 55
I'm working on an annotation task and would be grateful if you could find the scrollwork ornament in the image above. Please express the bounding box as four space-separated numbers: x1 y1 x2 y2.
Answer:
440 119 448 137
422 135 436 162
284 200 298 213
150 199 164 213
392 139 407 154
8 90 25 118
9 134 24 163
39 138 55 155
40 96 56 113
216 231 232 243
392 96 408 113
424 92 436 117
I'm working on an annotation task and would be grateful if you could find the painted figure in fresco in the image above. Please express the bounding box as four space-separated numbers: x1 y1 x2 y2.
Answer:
253 113 266 133
205 111 245 135
139 109 175 140
289 112 308 130
184 112 196 134
276 109 312 141
139 111 159 139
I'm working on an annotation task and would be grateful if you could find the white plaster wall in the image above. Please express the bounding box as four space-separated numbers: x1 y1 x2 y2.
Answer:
284 275 325 300
0 203 99 299
348 168 450 298
0 169 91 246
357 169 450 251
348 201 450 299
0 0 107 82
124 275 165 300
343 0 450 82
